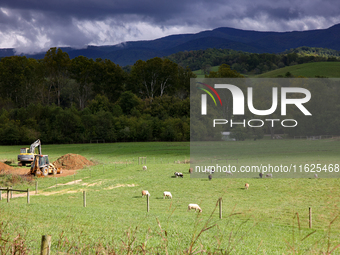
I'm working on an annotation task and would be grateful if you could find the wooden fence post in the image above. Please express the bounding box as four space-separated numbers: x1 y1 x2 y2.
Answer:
0 188 2 201
309 207 312 229
27 189 30 204
40 235 51 255
7 187 9 203
83 191 86 207
147 194 149 212
219 198 222 219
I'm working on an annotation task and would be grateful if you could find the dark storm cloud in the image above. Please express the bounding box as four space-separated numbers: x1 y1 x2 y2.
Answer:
0 0 339 53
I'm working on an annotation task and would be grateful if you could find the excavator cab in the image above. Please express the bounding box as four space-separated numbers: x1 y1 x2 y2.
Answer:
30 155 61 177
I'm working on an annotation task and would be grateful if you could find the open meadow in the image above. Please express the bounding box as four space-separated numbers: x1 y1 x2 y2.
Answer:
1 140 340 254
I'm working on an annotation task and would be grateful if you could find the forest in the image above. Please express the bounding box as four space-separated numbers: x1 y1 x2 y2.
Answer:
0 47 339 145
0 47 193 144
167 46 340 75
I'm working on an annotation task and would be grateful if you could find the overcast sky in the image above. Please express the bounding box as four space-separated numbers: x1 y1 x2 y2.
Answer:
1 0 339 54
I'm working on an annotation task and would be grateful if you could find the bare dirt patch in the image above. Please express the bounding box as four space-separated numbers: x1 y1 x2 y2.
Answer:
0 153 93 179
104 184 137 190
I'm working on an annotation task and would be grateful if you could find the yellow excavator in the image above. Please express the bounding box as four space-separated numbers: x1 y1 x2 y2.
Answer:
30 154 62 177
18 139 42 166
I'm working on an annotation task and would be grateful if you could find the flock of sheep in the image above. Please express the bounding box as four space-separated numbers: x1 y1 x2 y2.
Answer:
141 166 202 213
140 165 293 213
141 189 202 212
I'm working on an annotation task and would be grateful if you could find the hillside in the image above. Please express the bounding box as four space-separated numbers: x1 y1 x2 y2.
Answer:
256 62 340 78
1 24 340 66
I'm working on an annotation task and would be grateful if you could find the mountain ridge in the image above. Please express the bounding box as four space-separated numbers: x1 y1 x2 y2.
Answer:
1 24 340 66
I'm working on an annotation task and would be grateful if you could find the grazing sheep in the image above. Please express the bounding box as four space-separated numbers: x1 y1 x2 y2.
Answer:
226 171 233 176
189 168 193 174
188 203 202 212
314 173 318 178
259 172 263 178
142 190 150 197
174 172 184 178
142 166 147 170
208 174 212 181
163 191 172 199
266 173 273 178
210 167 215 174
245 183 249 189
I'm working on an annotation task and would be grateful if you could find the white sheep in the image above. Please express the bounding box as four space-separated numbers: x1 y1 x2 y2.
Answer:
142 190 150 197
188 203 202 212
266 173 272 178
226 171 233 175
163 191 172 199
143 166 147 170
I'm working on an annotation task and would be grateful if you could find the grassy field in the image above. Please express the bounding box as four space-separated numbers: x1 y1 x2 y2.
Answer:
193 62 340 78
256 62 340 78
1 140 340 254
193 66 219 78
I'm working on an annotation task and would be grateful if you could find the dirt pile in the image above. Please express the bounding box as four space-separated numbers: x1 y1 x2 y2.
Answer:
53 153 94 170
0 161 15 171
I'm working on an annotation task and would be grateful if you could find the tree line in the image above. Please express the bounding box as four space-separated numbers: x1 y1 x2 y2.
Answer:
0 48 194 144
167 47 340 75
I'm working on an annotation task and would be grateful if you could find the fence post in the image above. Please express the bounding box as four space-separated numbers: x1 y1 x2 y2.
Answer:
309 207 312 228
147 194 149 212
27 189 30 204
0 188 2 201
219 198 222 219
40 235 51 255
35 180 38 194
7 187 9 203
83 191 86 207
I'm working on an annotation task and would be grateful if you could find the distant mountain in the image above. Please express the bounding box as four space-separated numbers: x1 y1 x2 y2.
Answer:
1 24 340 66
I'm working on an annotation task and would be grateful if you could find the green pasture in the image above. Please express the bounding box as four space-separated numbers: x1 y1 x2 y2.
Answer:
1 140 340 254
193 66 219 78
256 62 340 78
193 62 340 78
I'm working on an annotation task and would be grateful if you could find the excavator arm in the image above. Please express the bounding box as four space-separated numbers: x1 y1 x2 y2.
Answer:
30 139 42 155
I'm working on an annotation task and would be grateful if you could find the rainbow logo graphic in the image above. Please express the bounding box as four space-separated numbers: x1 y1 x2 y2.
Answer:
197 82 222 115
196 82 222 106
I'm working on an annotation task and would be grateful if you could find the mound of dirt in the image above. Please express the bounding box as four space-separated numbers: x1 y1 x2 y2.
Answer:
0 161 15 171
53 153 94 170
